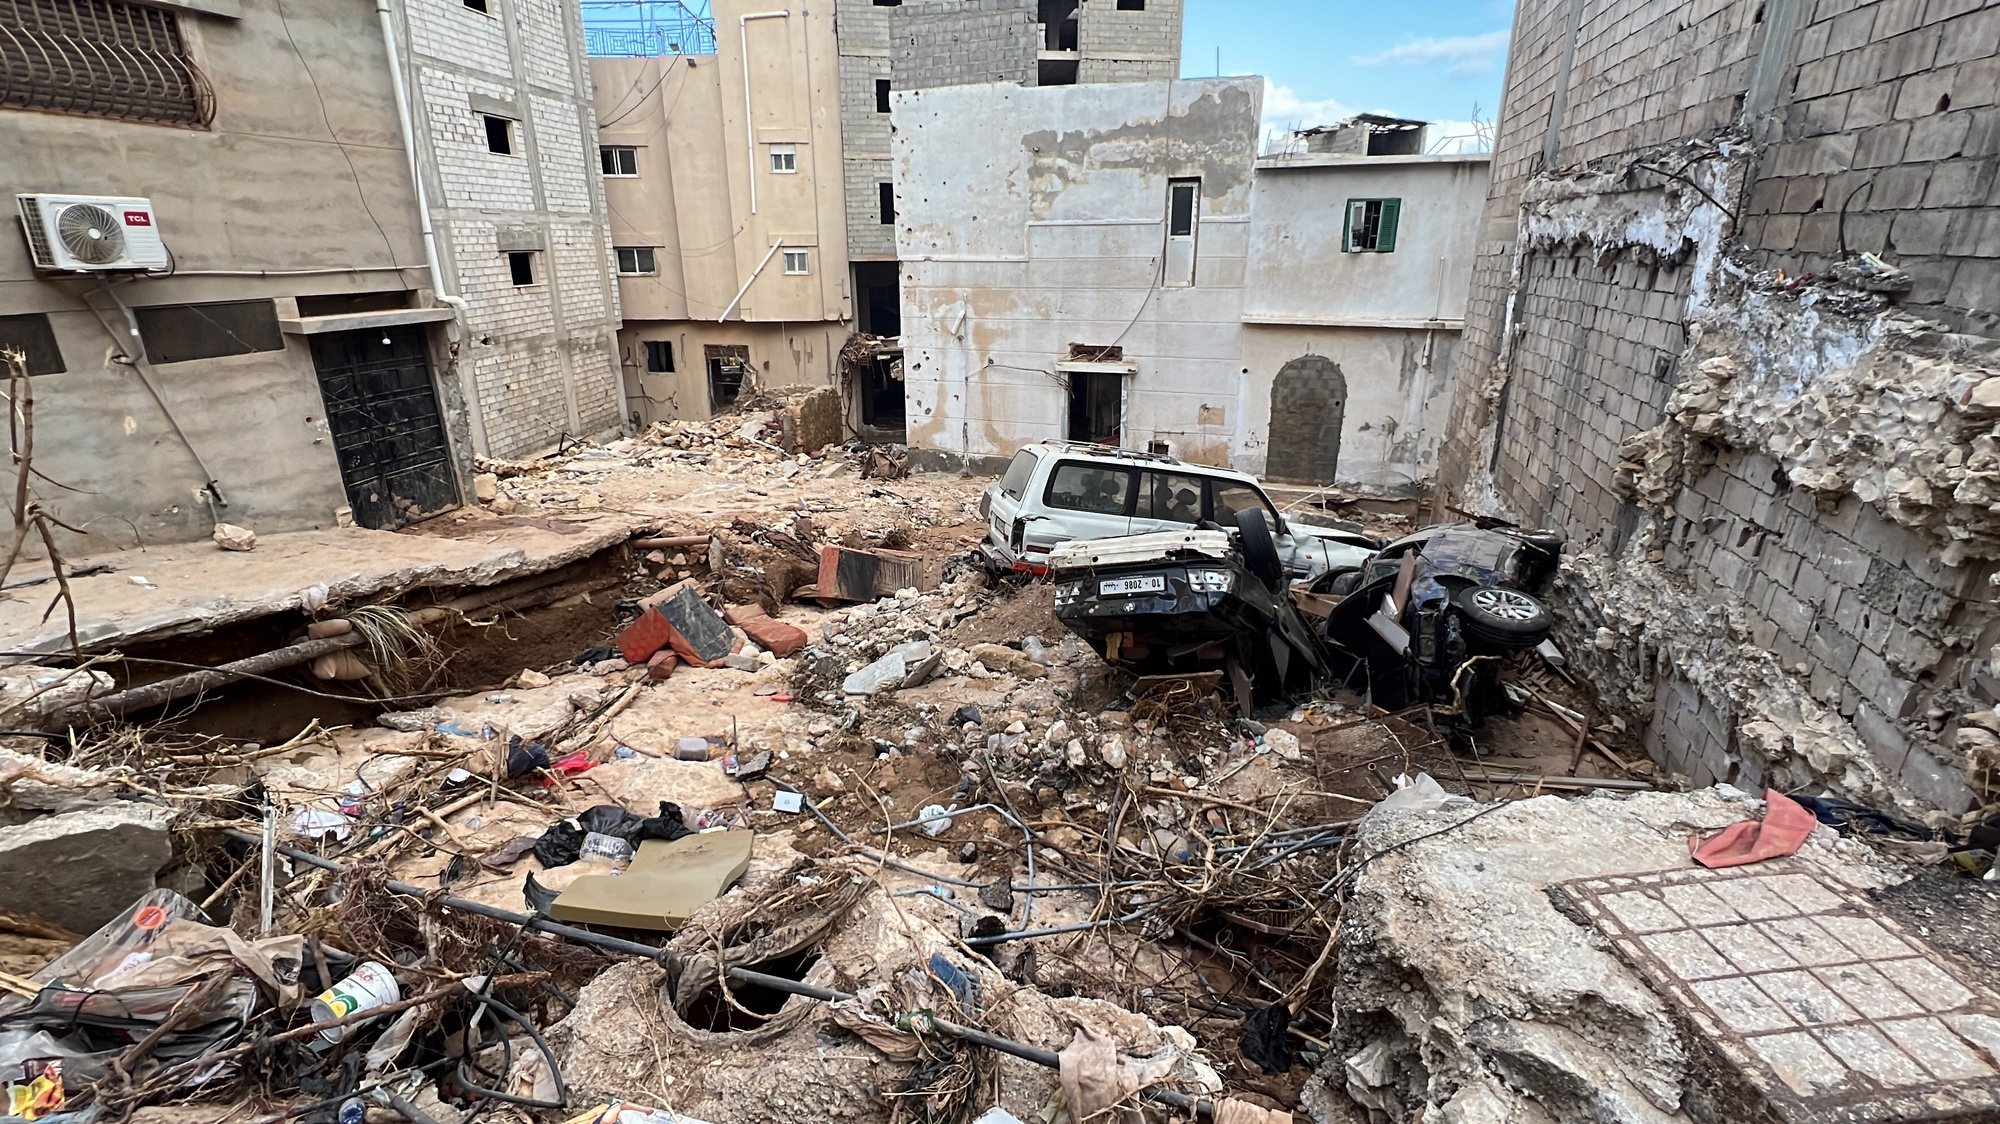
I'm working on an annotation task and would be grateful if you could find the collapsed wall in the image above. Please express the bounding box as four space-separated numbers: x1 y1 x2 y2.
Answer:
1435 0 2000 817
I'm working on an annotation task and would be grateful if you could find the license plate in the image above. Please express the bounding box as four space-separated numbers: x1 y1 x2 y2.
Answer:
1100 575 1165 596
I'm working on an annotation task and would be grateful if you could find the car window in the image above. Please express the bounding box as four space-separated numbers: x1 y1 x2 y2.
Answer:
1046 462 1134 516
1143 471 1205 525
999 450 1037 499
1210 481 1274 527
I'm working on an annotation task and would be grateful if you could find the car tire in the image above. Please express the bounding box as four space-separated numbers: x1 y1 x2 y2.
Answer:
1455 585 1551 648
1235 508 1285 590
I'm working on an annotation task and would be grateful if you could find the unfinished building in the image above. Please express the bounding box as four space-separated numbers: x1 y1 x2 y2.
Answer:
1436 0 2000 813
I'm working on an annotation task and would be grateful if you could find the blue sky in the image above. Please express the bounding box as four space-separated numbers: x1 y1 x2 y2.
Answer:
1181 0 1513 153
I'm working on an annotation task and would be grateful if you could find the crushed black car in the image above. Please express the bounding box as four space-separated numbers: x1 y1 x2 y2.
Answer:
1311 522 1563 721
1049 510 1330 712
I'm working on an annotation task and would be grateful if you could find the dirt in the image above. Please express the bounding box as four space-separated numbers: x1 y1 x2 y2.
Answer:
943 579 1063 649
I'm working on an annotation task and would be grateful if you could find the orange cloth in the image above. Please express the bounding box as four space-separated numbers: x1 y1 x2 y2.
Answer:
1691 789 1816 867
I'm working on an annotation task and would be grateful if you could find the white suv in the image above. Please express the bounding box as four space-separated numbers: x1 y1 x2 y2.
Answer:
976 443 1378 579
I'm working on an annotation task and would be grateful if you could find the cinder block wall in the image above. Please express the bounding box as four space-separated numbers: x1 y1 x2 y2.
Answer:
1438 0 2000 813
1077 0 1181 82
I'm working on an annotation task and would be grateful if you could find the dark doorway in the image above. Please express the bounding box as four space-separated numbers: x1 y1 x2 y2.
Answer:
852 261 901 337
309 326 458 529
1265 354 1347 483
859 351 905 438
705 344 750 412
1066 371 1123 446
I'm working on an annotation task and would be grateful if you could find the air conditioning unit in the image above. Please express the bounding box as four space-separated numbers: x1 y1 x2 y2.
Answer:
15 194 169 272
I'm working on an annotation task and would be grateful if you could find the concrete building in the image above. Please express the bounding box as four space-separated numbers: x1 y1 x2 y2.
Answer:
1244 123 1488 491
896 87 1488 492
397 0 626 456
836 0 1183 353
1435 0 2000 812
593 0 851 425
0 0 457 551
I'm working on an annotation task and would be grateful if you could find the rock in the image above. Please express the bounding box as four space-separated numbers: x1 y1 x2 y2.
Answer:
1099 734 1127 769
1264 728 1303 761
1968 377 2000 413
515 669 552 689
1953 725 2000 753
473 472 500 502
969 643 1049 680
724 653 759 672
211 523 257 551
1004 721 1027 736
1045 719 1071 746
1964 710 2000 735
0 803 175 931
490 496 518 515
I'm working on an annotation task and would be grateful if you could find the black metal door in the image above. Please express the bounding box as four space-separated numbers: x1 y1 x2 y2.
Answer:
309 326 458 529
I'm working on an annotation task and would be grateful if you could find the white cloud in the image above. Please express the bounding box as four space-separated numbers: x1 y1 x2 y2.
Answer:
1351 30 1511 77
1423 119 1495 154
1258 80 1357 155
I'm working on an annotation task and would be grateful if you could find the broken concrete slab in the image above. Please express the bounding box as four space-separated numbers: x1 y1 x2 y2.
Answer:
0 516 647 656
1317 787 1929 1124
0 802 175 931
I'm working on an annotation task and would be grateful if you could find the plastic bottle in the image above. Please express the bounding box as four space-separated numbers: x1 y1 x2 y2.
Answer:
338 1097 366 1124
1021 636 1050 665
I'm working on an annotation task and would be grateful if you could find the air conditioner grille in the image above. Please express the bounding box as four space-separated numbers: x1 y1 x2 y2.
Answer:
16 198 54 269
55 203 126 265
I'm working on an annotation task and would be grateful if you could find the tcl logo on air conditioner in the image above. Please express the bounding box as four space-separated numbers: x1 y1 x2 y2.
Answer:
13 193 171 272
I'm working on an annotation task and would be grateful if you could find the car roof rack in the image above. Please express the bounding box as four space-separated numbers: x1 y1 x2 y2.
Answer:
1042 441 1183 465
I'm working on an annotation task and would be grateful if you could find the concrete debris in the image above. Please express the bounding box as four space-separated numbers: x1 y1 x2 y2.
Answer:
0 802 175 931
472 472 500 503
210 523 258 552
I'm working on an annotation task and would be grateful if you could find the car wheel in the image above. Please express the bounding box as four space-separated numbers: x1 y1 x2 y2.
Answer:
1235 508 1285 590
1455 585 1552 648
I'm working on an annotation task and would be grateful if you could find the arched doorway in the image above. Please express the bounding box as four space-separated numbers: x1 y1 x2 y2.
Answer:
1265 355 1347 483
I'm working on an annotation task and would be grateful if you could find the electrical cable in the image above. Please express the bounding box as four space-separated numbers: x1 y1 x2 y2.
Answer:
273 0 401 265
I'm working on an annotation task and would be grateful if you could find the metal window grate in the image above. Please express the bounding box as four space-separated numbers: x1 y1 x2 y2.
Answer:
0 0 212 126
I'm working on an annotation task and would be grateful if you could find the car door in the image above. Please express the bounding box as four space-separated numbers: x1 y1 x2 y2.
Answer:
1209 479 1319 578
1027 460 1139 556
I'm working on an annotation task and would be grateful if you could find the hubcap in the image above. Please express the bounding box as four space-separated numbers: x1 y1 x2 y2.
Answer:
1471 588 1538 621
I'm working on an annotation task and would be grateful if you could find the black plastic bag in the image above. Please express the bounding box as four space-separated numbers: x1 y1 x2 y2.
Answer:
1241 1002 1292 1074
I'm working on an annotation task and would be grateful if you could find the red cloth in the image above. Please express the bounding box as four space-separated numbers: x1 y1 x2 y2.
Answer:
1691 789 1817 868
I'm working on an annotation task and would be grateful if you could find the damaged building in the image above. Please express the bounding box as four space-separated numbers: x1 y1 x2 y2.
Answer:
1435 0 2000 814
896 90 1488 491
0 0 623 551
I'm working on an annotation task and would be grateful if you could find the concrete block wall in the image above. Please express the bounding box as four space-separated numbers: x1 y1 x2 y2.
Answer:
1739 0 2000 335
890 0 1039 93
1436 0 2000 813
405 0 624 458
1076 0 1180 83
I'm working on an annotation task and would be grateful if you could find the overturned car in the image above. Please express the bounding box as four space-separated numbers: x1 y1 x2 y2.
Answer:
1049 511 1330 712
1312 523 1562 720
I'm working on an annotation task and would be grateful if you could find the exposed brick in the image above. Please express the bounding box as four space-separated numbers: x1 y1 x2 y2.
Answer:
1890 208 1954 254
1905 111 1974 160
1922 158 1997 206
1853 122 1913 167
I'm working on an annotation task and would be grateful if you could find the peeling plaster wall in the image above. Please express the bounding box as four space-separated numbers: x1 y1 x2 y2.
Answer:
893 78 1261 468
616 321 845 421
1435 0 2000 814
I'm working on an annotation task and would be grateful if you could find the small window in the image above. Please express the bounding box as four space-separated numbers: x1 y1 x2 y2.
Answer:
1116 0 1145 8
872 0 899 6
0 313 65 375
463 0 488 12
1167 178 1198 237
1343 198 1402 253
999 450 1037 500
132 300 283 365
1046 462 1134 516
484 114 515 155
600 145 638 176
615 246 657 275
876 78 892 113
769 145 797 173
879 182 895 225
782 250 810 275
644 340 674 373
1145 471 1205 525
508 251 536 286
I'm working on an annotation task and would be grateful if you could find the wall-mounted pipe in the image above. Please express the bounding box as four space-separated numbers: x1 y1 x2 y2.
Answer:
719 239 786 322
739 10 789 215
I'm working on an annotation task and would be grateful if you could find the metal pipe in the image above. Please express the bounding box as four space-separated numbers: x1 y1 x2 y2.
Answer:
718 238 785 322
215 828 1213 1118
738 10 789 215
376 0 463 313
88 280 227 509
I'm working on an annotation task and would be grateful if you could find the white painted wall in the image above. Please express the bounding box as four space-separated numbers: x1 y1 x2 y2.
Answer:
894 77 1263 468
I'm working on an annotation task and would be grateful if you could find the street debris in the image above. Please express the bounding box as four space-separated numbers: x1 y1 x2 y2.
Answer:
0 417 1990 1124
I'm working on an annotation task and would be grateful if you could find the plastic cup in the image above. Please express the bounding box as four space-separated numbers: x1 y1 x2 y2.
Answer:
311 961 401 1043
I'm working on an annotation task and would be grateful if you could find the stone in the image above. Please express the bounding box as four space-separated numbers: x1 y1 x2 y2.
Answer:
1964 710 2000 735
1952 726 2000 753
1099 734 1128 769
1967 377 2000 414
1044 719 1071 746
515 669 552 689
969 643 1049 680
0 803 175 931
211 523 257 551
472 473 500 503
1064 739 1086 767
1264 728 1303 761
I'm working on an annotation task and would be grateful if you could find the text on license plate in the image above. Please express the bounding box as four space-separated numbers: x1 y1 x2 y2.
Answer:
1100 575 1165 595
